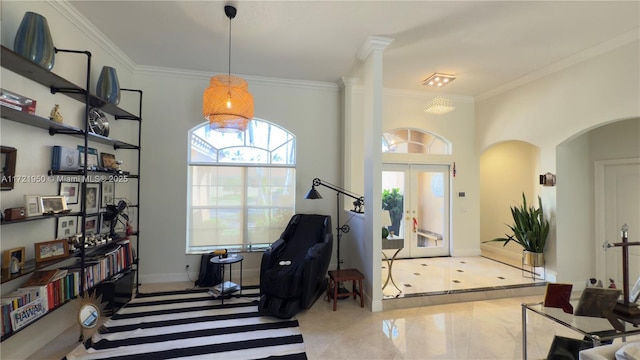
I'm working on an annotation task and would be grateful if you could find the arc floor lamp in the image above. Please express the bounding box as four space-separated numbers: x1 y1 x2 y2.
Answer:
304 178 364 272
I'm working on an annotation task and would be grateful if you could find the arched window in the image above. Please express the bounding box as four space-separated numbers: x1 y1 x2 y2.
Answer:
187 119 296 253
382 128 451 154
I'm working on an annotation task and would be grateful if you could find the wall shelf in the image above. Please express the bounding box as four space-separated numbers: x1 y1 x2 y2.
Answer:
1 45 143 341
0 106 138 150
1 46 139 120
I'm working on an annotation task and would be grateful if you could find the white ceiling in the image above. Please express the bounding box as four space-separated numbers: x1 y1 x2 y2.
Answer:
69 1 640 98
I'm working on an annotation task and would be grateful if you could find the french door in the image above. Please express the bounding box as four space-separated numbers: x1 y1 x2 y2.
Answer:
382 164 450 258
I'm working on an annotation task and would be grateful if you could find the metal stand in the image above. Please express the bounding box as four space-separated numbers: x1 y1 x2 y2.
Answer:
521 253 545 281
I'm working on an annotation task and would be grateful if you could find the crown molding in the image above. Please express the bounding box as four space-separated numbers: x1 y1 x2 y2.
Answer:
357 36 394 60
476 28 640 101
49 0 136 73
134 65 339 91
339 76 360 88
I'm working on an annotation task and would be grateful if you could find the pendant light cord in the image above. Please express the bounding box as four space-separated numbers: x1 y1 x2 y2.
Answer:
228 14 232 79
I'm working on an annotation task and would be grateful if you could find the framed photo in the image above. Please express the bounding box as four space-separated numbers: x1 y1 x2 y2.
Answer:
40 195 68 214
2 247 25 269
85 183 100 214
85 215 98 234
100 212 112 234
24 195 41 217
77 146 99 169
56 216 78 238
1 146 17 190
59 182 80 205
34 239 69 263
101 182 115 207
100 153 118 170
630 276 640 304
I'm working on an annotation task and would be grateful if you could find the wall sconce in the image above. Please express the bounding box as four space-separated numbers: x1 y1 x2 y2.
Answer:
539 172 556 186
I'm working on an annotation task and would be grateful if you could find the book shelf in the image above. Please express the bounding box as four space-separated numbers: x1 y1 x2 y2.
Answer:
0 45 142 341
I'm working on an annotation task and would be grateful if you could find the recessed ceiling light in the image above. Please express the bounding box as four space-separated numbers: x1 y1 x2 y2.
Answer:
422 73 456 87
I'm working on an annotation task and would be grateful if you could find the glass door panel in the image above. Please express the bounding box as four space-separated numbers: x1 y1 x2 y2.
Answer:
382 164 450 258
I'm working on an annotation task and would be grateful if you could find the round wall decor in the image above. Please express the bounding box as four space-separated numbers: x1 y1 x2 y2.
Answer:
88 107 109 137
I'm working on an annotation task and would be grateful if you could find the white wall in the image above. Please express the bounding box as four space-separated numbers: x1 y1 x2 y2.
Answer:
476 39 640 284
480 141 539 266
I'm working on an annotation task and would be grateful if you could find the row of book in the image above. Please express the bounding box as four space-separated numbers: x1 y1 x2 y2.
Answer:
83 240 133 290
1 269 77 336
1 239 134 337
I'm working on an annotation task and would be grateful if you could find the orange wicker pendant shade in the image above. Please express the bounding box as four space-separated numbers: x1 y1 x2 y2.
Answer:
203 74 254 132
202 5 254 133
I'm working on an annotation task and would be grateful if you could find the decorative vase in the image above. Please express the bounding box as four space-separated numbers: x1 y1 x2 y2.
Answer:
13 11 55 70
96 66 120 105
523 250 544 267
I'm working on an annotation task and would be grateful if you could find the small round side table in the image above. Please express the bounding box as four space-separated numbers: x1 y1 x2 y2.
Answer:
209 254 243 304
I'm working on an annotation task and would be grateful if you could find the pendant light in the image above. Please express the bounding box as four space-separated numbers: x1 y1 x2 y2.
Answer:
203 5 254 132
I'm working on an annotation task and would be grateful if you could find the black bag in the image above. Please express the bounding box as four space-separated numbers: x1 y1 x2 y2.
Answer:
195 253 223 287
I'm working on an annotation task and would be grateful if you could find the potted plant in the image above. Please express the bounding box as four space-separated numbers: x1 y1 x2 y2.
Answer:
382 188 404 236
485 192 549 266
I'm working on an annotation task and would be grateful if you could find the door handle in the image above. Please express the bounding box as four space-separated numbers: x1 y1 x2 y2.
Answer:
412 217 418 233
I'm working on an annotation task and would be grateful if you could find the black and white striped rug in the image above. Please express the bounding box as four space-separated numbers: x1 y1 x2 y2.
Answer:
66 286 307 360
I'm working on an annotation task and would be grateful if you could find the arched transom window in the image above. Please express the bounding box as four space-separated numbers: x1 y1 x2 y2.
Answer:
382 128 451 155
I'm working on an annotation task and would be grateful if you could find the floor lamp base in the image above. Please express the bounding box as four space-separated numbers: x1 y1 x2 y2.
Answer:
328 282 350 300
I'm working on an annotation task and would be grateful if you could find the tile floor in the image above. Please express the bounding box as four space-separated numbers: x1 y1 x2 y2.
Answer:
26 256 640 360
382 256 546 298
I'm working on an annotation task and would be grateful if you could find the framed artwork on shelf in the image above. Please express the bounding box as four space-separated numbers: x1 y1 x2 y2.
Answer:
40 195 68 214
100 153 118 170
85 215 98 235
101 182 115 207
59 182 80 205
77 146 99 169
85 183 100 214
34 239 69 263
2 247 25 270
100 212 111 234
1 146 17 190
56 216 78 238
24 195 41 217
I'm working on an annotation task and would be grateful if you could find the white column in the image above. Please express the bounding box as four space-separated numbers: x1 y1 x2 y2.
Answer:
356 36 393 311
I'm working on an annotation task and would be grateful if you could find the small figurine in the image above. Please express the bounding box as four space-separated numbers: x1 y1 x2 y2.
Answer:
49 104 63 123
608 278 617 289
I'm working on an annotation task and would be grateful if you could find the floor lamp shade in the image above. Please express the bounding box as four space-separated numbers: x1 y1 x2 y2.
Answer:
203 74 254 132
96 66 121 105
14 11 55 70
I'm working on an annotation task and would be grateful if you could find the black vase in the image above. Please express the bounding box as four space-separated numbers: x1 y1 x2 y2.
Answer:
96 66 121 105
13 11 55 70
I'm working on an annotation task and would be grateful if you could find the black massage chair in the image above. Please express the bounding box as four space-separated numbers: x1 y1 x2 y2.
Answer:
258 214 333 319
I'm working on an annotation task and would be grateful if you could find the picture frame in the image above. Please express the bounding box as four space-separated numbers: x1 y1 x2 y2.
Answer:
40 195 68 214
85 215 98 235
1 146 17 190
85 183 100 214
100 153 118 170
59 182 80 205
77 146 99 169
34 239 69 263
2 247 25 269
630 276 640 304
24 195 41 217
56 216 78 238
101 181 115 208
